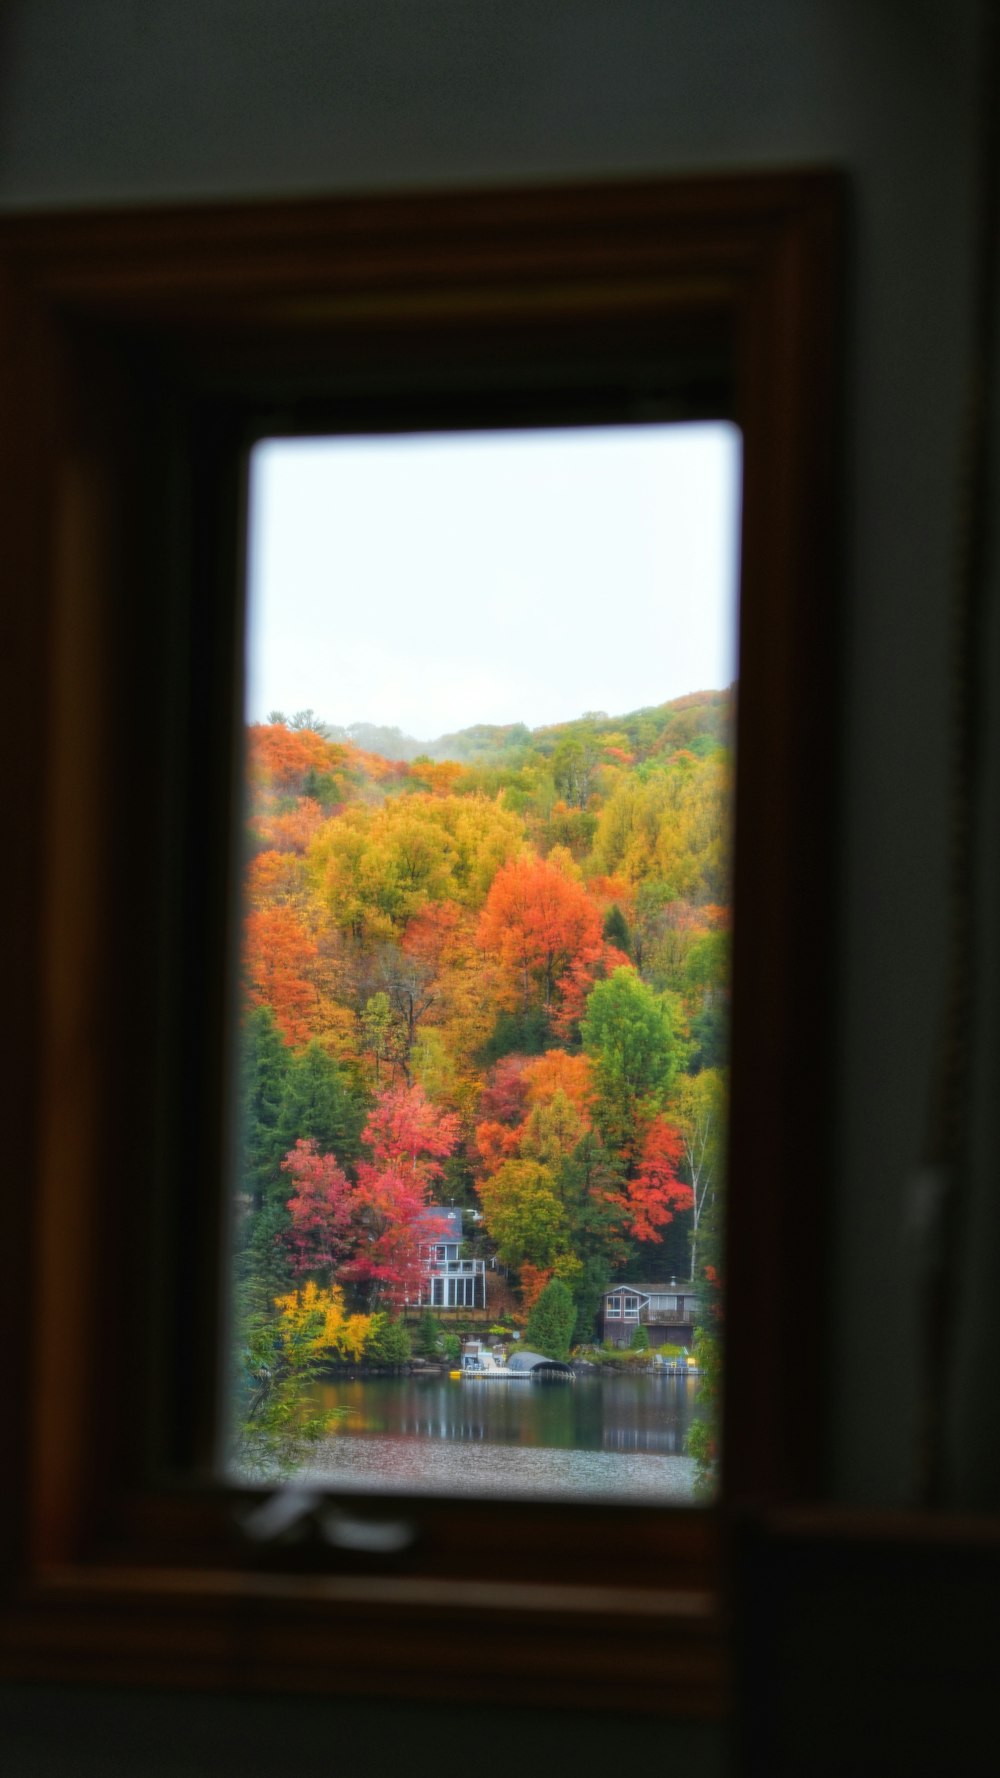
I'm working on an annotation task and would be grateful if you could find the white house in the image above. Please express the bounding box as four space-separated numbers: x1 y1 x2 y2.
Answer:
417 1207 487 1311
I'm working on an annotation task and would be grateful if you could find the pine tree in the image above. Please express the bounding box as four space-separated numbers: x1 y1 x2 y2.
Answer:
272 1042 366 1193
602 903 632 956
525 1277 577 1359
240 1005 291 1208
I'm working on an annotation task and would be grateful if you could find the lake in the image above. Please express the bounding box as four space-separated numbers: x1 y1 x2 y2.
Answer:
299 1371 705 1501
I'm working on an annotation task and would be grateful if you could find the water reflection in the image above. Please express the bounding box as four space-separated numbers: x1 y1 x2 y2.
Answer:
301 1373 702 1501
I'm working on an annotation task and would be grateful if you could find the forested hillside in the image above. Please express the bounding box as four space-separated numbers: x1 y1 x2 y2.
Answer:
236 692 730 1351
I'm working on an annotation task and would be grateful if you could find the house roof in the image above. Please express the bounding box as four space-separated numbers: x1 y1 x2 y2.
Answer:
507 1349 574 1373
417 1205 463 1241
602 1282 700 1298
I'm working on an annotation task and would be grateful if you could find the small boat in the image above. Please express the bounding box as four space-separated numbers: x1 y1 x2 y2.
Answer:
458 1342 574 1382
459 1343 528 1380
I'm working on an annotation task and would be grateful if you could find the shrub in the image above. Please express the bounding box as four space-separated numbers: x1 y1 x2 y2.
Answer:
363 1314 412 1366
232 1302 346 1481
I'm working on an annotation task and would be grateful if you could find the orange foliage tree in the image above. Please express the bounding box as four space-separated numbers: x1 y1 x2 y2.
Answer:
476 852 606 1021
243 905 319 1046
626 1115 693 1242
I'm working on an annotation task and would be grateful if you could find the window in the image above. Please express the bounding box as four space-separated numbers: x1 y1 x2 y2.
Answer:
2 173 840 1711
607 1296 623 1319
237 420 739 1502
624 1296 641 1321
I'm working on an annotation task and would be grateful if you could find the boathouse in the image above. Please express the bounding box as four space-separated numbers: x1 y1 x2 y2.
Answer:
416 1206 487 1312
600 1281 701 1350
505 1349 575 1379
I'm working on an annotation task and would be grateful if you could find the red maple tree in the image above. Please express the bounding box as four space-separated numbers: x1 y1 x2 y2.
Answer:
626 1115 693 1243
280 1139 355 1280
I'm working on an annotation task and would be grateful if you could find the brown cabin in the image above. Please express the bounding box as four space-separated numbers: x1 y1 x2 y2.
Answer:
601 1281 701 1350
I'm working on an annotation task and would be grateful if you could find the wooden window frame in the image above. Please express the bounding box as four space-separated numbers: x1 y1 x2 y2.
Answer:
0 172 841 1716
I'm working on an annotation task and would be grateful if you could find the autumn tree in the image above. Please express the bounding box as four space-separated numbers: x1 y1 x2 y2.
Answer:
360 991 409 1085
346 1084 458 1308
362 1082 460 1183
477 1054 532 1127
243 904 319 1047
403 900 500 1071
248 721 345 799
627 1115 693 1243
280 1138 356 1282
232 1288 346 1480
349 1165 442 1308
477 1158 566 1273
310 792 523 943
522 1049 593 1117
518 1091 589 1173
476 852 605 1024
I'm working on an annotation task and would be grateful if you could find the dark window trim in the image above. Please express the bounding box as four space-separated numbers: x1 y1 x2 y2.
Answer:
0 172 842 1711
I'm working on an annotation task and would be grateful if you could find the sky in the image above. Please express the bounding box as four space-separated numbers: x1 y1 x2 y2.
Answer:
245 423 742 741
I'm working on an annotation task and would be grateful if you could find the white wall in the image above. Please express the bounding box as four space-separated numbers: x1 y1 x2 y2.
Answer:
0 0 984 1505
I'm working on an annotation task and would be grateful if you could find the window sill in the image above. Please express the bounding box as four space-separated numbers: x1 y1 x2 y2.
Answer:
3 1565 726 1716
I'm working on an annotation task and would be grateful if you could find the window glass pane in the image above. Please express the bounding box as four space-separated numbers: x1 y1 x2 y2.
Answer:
228 425 739 1503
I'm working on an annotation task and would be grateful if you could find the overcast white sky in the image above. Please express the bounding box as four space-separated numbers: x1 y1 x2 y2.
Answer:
245 424 741 740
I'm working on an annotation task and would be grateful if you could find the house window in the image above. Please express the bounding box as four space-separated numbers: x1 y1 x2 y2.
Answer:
650 1295 678 1312
606 1296 622 1318
623 1296 640 1320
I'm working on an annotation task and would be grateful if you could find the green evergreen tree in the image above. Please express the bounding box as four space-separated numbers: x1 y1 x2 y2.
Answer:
688 1001 728 1071
602 903 632 956
569 1253 613 1348
479 1005 551 1064
525 1278 577 1360
240 1005 291 1208
272 1041 366 1194
554 1132 627 1336
364 1314 412 1367
239 1198 295 1307
416 1309 443 1359
629 1322 650 1352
